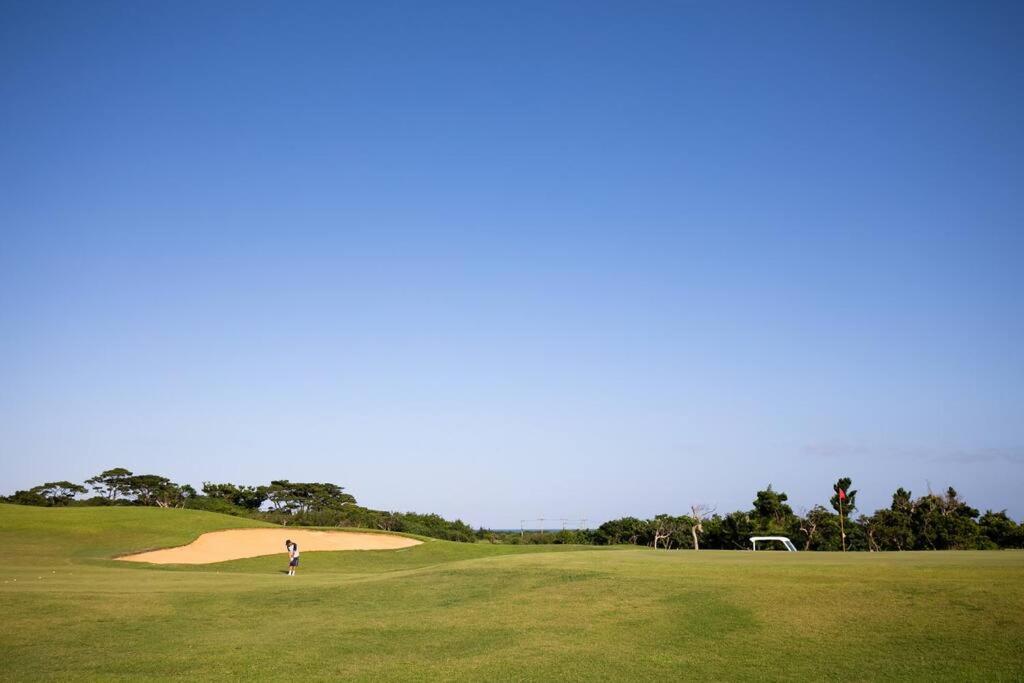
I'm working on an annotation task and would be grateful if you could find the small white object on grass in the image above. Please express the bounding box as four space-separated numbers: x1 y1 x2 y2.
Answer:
749 536 798 552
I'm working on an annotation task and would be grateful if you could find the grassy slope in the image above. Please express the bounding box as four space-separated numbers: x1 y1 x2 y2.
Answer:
1 504 1023 681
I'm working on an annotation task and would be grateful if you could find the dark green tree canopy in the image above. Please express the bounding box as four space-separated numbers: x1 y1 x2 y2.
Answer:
830 477 857 516
201 482 267 510
265 480 356 514
30 481 87 506
752 485 795 532
85 468 134 500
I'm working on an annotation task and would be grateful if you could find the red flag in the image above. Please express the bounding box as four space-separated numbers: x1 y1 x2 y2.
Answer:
838 488 847 501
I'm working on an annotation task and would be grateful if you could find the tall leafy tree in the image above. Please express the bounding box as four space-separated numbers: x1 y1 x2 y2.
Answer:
126 475 191 508
798 505 838 550
30 481 87 506
865 488 915 551
719 510 756 549
265 480 355 514
830 477 857 551
202 482 268 510
978 510 1019 549
752 485 795 533
829 477 857 515
85 468 134 500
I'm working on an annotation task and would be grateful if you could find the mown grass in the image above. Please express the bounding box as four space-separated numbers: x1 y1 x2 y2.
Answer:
1 503 1022 681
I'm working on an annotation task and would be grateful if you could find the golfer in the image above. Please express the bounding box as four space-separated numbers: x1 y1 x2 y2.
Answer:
285 540 300 576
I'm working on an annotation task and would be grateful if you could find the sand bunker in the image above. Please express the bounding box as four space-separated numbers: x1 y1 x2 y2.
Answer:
118 528 421 564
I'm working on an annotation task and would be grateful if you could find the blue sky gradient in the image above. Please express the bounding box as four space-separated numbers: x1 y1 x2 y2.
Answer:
2 1 1022 525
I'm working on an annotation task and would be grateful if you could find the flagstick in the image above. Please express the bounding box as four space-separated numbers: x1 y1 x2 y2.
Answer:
839 494 846 552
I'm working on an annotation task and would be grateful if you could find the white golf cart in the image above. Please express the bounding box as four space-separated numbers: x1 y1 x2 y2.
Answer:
749 536 798 552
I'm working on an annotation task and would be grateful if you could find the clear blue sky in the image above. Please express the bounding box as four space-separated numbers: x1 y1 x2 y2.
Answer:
2 1 1022 526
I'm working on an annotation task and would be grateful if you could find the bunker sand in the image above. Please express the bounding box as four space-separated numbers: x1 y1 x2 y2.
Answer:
118 528 421 564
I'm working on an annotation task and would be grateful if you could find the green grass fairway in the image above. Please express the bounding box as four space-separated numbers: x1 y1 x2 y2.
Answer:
2 504 1022 681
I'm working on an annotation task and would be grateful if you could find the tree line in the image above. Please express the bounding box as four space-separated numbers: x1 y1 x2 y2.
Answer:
7 471 1022 550
2 468 476 543
477 477 1024 550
